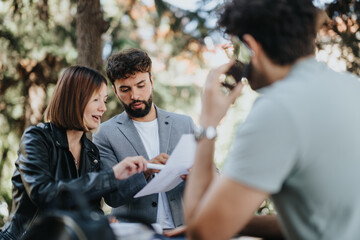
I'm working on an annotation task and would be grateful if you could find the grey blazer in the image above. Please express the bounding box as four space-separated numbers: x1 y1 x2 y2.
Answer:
93 107 194 227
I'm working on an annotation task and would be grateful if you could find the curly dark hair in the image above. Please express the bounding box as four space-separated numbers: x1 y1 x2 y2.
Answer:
106 48 152 85
219 0 319 65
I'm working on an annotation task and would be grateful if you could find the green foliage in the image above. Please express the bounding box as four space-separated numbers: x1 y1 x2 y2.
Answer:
1 0 360 227
0 0 77 223
0 0 217 224
100 0 220 120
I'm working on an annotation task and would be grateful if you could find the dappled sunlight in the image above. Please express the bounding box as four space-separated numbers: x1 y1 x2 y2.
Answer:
1 0 360 228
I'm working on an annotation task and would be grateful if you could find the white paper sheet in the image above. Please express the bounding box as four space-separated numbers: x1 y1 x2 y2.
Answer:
110 222 160 240
134 134 196 198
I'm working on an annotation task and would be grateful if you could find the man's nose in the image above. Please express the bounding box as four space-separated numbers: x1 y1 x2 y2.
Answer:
130 89 139 100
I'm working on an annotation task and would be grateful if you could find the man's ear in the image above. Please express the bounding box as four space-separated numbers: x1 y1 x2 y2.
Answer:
150 74 154 88
112 85 118 96
242 34 260 63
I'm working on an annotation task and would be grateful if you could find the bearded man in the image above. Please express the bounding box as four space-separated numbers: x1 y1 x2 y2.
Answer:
93 48 194 233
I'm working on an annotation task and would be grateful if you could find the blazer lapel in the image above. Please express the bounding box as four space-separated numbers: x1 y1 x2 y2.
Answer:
115 112 150 160
156 107 172 154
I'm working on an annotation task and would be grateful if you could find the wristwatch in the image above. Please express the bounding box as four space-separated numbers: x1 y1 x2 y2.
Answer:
194 126 217 141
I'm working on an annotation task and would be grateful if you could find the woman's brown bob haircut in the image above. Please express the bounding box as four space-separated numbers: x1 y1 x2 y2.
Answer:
44 66 107 131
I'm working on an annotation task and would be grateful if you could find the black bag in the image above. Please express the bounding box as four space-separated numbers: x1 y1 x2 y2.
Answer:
21 186 116 240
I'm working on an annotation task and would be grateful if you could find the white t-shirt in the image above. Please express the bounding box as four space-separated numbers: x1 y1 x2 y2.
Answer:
132 119 175 229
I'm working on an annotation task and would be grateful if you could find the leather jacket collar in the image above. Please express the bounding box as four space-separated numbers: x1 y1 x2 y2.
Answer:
47 123 100 171
49 123 96 155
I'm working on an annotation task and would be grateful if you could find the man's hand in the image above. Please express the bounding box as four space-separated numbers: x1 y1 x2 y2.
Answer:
112 156 147 180
200 61 244 127
144 153 169 180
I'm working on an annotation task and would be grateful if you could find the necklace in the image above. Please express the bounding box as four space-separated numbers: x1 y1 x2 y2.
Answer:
74 158 80 169
69 147 81 169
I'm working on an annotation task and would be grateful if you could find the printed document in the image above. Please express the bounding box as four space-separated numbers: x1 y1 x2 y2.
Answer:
134 134 196 198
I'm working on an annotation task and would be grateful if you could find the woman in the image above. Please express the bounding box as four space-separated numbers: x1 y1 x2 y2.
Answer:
0 66 147 240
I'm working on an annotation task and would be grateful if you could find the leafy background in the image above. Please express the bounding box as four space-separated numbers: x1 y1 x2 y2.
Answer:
1 0 359 226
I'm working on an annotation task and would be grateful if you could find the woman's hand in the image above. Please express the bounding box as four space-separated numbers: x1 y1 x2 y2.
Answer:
112 156 147 180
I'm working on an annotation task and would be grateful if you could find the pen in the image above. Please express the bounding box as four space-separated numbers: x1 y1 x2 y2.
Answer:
147 163 165 170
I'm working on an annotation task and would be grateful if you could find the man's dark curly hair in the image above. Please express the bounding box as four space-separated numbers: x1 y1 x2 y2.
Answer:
106 48 152 85
219 0 319 65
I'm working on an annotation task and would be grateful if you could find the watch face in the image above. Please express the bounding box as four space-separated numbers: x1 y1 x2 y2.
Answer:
194 126 217 141
205 126 217 139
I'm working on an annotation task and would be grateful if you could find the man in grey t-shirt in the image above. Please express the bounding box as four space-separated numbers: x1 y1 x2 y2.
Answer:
184 1 360 240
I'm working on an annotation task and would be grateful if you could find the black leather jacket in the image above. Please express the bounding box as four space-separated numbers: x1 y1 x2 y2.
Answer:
0 123 119 240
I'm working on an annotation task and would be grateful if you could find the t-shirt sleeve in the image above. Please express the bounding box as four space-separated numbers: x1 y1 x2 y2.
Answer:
222 96 299 194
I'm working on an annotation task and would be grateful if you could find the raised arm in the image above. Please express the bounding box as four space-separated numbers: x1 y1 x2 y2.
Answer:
184 63 269 240
184 132 269 240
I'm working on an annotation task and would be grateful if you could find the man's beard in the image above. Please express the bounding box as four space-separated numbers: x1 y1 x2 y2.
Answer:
121 95 153 118
247 63 271 90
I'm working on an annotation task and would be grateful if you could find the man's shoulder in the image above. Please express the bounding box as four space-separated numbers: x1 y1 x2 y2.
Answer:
157 108 192 121
100 112 126 128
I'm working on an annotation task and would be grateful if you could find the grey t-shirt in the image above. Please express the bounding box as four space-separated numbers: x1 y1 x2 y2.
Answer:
223 57 360 240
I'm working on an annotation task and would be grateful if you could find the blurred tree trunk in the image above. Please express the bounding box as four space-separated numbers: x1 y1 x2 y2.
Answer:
19 0 52 130
76 0 108 72
19 55 65 129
